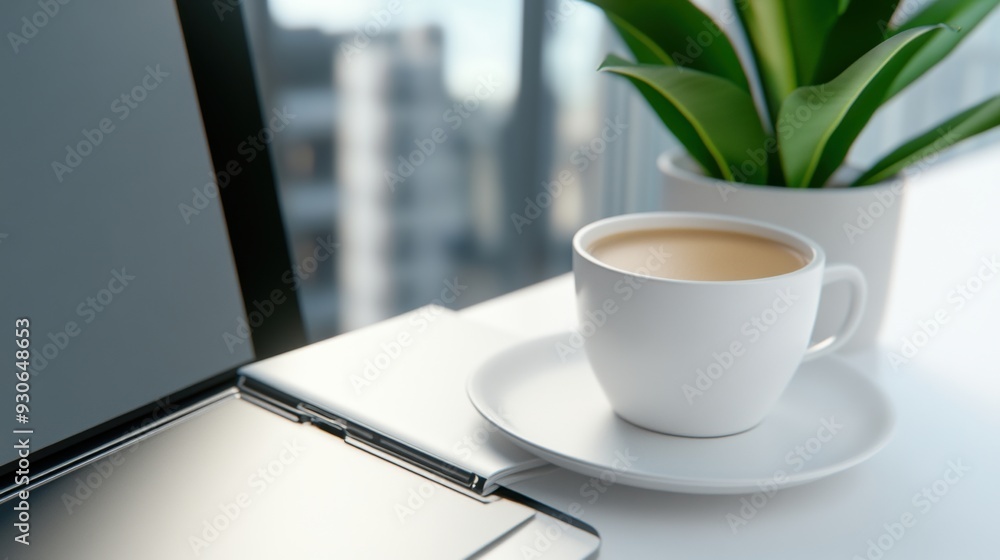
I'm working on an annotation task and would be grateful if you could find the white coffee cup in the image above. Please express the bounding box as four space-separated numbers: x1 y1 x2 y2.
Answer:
572 212 866 437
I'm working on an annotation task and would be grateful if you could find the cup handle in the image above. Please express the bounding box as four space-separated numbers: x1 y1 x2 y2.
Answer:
802 263 867 362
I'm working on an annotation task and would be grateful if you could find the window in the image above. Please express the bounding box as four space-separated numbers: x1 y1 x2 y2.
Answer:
244 0 1000 340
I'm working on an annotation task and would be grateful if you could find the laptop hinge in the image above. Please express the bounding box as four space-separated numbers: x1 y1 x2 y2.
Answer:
236 376 491 501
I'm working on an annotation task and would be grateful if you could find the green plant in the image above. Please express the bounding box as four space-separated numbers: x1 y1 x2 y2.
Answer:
587 0 1000 187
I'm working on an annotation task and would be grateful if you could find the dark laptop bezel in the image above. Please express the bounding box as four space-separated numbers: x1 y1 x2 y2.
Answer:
0 0 306 481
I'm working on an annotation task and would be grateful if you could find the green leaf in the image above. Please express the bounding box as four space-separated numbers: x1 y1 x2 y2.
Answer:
599 55 769 184
586 0 749 90
885 0 1000 100
812 0 900 84
854 94 1000 185
605 13 674 66
778 26 945 188
737 0 843 122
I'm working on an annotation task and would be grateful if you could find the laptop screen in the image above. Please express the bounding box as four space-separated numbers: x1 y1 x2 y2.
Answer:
0 1 258 465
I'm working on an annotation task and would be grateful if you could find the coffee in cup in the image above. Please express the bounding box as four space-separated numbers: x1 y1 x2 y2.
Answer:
587 228 809 282
573 212 866 437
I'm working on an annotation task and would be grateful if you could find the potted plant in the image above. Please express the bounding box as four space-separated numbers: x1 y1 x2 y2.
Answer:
586 0 1000 349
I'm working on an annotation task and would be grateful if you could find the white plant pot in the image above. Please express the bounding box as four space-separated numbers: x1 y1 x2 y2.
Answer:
658 152 905 351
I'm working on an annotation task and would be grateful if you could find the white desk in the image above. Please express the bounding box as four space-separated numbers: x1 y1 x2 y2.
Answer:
459 149 1000 559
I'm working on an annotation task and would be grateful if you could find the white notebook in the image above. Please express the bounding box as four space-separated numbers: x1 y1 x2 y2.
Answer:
239 306 550 494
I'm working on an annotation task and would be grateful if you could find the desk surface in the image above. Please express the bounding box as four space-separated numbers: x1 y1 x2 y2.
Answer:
459 149 1000 559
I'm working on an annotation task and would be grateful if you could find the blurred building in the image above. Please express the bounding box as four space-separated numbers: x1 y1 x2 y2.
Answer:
243 1 546 339
243 0 1000 342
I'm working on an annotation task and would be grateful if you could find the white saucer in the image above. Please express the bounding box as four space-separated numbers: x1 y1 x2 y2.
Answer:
468 333 895 495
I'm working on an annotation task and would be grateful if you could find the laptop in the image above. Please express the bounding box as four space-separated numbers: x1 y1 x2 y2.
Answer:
0 0 598 557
